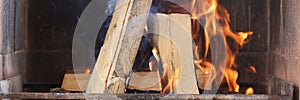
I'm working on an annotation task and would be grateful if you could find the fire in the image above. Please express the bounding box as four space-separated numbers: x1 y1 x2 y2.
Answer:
194 60 211 75
249 66 257 73
224 68 239 92
85 68 91 74
245 87 254 94
152 48 159 60
243 66 257 74
179 0 253 93
162 66 179 94
149 48 178 94
149 48 160 71
148 0 253 93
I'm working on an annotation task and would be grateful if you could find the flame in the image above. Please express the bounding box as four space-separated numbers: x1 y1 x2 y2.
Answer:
152 48 160 62
249 66 257 73
149 47 178 94
224 68 239 92
195 60 211 75
149 61 154 71
149 0 253 93
243 65 257 73
245 87 254 94
183 0 252 92
162 65 179 94
149 48 160 71
85 68 91 74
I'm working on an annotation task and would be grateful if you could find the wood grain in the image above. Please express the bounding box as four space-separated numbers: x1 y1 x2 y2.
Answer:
148 13 199 94
61 73 90 91
87 0 153 93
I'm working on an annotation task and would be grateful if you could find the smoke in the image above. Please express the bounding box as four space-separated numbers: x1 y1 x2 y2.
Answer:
106 0 117 15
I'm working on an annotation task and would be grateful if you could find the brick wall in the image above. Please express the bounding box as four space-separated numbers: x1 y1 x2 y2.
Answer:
25 0 92 84
270 0 300 99
220 0 270 84
222 1 300 99
0 0 28 92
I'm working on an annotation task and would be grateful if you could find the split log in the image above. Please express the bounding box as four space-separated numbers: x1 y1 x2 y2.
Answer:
196 69 211 90
148 14 172 92
61 71 200 92
128 70 205 92
148 13 199 94
170 14 199 94
61 73 90 92
128 72 161 91
87 0 153 93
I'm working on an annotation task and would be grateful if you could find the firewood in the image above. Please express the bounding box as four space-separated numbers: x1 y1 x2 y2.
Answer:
128 72 161 91
148 13 172 92
170 14 199 94
87 0 153 93
61 73 90 92
148 13 199 94
60 71 203 93
196 69 212 90
128 70 205 92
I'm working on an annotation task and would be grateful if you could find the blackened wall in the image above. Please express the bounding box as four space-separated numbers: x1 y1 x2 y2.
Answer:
26 0 91 84
0 0 27 92
220 0 270 86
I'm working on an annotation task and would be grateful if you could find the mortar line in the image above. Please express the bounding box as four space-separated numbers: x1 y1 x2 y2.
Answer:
266 0 271 83
13 0 16 52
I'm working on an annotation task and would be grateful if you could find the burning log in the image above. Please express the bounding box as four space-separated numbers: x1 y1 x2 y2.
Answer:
196 69 212 91
87 0 153 93
148 13 172 93
148 13 199 94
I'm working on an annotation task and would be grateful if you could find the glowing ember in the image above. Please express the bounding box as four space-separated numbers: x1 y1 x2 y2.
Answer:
246 87 255 95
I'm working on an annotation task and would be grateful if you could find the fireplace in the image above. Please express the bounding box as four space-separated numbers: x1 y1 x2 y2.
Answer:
0 0 298 99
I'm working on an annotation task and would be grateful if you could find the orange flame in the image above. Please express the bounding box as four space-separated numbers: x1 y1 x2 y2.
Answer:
224 68 239 92
249 66 257 73
85 68 91 74
187 0 252 92
246 87 254 94
151 0 253 93
152 48 160 62
149 48 178 94
162 66 179 94
149 48 160 71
